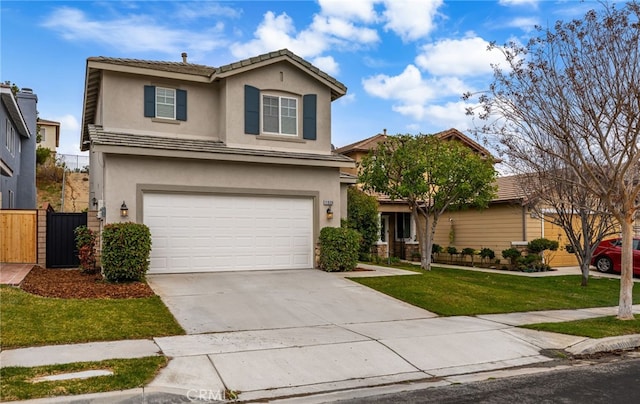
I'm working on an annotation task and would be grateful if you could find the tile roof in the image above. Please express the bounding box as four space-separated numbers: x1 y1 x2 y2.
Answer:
334 128 497 162
88 125 355 165
493 174 528 202
86 56 217 77
334 133 387 155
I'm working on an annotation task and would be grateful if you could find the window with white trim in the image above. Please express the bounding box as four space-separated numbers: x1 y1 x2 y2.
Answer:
156 87 176 119
395 212 416 242
262 95 297 135
5 120 15 156
39 127 46 143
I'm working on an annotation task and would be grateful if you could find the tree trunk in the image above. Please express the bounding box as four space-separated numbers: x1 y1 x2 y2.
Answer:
618 217 635 320
416 208 432 271
580 260 589 287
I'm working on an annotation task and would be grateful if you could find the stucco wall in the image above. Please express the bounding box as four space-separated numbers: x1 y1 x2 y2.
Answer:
101 154 343 239
222 62 333 154
100 72 220 140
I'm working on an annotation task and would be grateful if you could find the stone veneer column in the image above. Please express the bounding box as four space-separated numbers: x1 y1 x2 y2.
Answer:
86 210 102 267
36 207 48 267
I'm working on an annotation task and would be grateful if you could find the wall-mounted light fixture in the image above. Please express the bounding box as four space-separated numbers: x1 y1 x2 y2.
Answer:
91 197 98 207
323 200 334 220
120 201 129 218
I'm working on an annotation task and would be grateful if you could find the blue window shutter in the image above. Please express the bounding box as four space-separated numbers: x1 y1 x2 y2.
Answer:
144 86 155 117
176 89 187 121
245 85 260 135
303 94 317 140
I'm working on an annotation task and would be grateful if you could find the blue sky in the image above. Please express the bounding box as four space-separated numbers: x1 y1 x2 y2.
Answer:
1 0 598 156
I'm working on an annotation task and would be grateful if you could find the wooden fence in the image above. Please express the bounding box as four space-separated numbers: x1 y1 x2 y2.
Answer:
0 210 37 263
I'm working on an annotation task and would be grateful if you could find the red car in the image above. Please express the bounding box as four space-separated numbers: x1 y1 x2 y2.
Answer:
591 238 640 275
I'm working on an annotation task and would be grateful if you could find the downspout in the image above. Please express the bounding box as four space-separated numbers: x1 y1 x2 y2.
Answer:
60 167 66 212
522 204 527 241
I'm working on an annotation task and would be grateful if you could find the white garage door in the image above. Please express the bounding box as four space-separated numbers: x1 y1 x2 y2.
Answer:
144 193 313 273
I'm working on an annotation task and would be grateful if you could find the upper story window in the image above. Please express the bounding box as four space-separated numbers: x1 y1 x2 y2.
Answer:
244 85 317 140
262 95 297 136
156 87 176 119
5 119 15 155
144 85 187 121
39 127 46 142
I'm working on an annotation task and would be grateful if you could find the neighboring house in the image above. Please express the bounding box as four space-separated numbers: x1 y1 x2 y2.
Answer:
0 84 38 209
37 118 60 154
336 129 579 267
81 49 355 274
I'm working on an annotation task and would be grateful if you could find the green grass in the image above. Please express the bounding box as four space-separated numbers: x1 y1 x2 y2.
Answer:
522 315 640 338
0 356 167 402
350 265 640 316
0 286 185 349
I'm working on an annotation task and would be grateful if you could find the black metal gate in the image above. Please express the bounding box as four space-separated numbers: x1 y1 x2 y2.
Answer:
46 212 87 268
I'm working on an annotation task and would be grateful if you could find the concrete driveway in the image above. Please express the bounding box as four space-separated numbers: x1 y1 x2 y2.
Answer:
147 269 434 334
146 268 561 401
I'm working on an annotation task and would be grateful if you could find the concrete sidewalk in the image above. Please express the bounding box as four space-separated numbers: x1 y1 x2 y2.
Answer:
3 307 640 403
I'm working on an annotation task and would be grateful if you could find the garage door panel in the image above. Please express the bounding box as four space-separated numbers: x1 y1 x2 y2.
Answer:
144 193 313 273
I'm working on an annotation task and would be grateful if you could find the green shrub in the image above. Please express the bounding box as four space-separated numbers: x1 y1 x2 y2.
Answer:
101 223 152 282
319 226 361 272
446 246 458 255
35 146 51 165
345 187 380 255
501 248 522 268
432 243 442 254
479 247 495 261
74 225 97 274
527 238 559 254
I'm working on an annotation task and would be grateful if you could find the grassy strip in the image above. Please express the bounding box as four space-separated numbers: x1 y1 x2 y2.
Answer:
0 286 185 349
0 356 167 402
350 265 640 316
522 315 640 338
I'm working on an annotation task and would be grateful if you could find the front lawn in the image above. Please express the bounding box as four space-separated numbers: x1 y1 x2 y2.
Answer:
523 315 640 338
0 286 185 349
350 265 640 316
0 356 166 402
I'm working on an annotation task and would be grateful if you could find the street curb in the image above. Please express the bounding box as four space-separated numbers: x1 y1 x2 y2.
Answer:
567 334 640 355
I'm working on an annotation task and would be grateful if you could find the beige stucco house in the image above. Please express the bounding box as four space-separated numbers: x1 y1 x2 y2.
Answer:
337 129 579 267
36 118 60 154
81 49 355 273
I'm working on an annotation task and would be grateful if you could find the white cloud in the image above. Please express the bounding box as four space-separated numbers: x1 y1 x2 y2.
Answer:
336 93 356 105
312 55 340 75
42 7 227 57
505 17 539 32
415 36 505 76
310 15 379 45
318 0 379 23
362 65 469 120
498 0 539 7
53 114 85 155
382 0 443 42
174 2 241 20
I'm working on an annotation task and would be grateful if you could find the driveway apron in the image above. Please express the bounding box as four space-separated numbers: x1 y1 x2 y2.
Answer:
147 269 552 399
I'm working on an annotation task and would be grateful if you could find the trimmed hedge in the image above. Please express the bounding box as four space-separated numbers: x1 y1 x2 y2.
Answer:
319 226 361 272
74 225 97 274
101 223 152 282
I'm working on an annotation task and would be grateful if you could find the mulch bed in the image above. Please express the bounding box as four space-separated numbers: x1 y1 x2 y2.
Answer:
19 266 156 299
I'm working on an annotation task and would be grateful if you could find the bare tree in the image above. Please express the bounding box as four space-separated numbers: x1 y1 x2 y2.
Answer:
520 167 618 287
466 2 640 319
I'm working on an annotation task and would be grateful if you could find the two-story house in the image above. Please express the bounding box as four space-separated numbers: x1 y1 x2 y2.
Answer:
37 118 61 155
1 84 38 209
81 49 355 274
